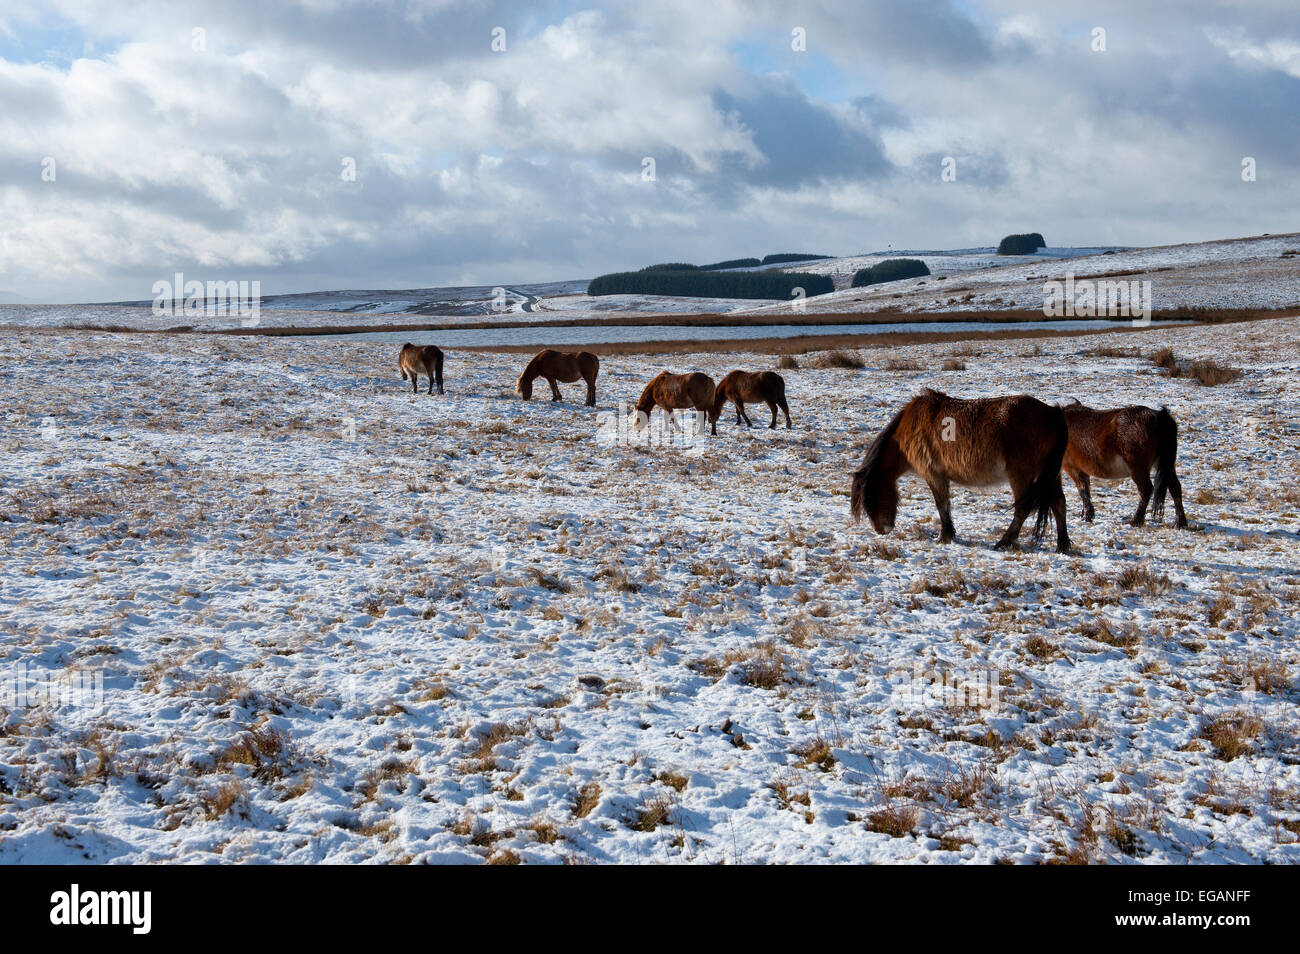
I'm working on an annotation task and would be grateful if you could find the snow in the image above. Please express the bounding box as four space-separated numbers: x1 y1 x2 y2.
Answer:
1 315 1297 863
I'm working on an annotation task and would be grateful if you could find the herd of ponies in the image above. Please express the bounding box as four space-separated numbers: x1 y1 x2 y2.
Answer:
398 342 1189 554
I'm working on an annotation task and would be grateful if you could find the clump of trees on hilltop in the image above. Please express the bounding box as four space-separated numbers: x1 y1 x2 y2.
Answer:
851 258 931 287
997 233 1046 255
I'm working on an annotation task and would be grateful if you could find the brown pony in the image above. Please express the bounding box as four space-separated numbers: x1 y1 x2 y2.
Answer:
713 370 791 429
635 371 720 436
398 343 444 395
516 350 599 407
851 389 1070 552
1062 401 1187 528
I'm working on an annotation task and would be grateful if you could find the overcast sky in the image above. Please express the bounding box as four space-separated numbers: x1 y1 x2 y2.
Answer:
1 0 1297 302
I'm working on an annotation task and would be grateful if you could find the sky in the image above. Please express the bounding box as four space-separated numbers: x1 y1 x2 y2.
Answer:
0 0 1297 302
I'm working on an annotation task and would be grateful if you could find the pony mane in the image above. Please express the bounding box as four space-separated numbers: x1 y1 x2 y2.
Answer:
851 406 907 522
518 352 544 382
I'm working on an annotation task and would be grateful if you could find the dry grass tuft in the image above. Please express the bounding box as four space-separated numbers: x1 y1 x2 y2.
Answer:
655 770 689 793
572 781 602 818
810 350 865 370
1117 565 1172 595
792 737 836 772
627 795 673 832
864 804 919 838
1200 711 1265 762
1150 348 1241 386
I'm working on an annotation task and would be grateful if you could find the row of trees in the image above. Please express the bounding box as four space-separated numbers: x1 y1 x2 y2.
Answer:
698 257 760 270
637 253 832 272
588 269 834 300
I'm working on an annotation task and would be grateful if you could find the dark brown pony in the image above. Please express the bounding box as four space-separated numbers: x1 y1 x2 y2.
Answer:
635 371 720 436
1062 401 1187 528
850 389 1070 552
516 350 599 407
398 343 444 395
712 370 791 429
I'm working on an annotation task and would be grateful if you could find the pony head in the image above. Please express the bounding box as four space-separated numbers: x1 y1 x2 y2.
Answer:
850 409 905 534
516 375 532 400
851 467 898 534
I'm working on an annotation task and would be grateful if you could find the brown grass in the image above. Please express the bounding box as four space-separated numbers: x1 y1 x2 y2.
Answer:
1200 711 1265 762
864 804 919 838
810 349 865 369
1149 349 1241 386
572 781 602 818
792 737 836 772
627 795 673 832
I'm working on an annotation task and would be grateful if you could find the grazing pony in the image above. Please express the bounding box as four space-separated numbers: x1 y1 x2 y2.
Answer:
713 370 792 429
850 389 1071 553
398 343 444 395
1061 401 1187 528
516 350 600 407
635 371 720 436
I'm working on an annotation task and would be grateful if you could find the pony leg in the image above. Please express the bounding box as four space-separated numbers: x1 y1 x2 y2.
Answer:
548 377 562 401
1067 467 1095 522
779 397 791 429
1128 468 1153 527
735 400 753 428
994 477 1034 550
1169 471 1188 529
1051 479 1071 553
412 375 419 394
700 403 717 436
585 376 596 407
927 478 956 543
764 399 778 429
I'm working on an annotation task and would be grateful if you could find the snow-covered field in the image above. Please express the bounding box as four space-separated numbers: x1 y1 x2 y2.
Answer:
1 317 1298 863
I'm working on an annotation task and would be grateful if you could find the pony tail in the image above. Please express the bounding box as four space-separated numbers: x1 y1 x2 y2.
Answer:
1151 406 1177 521
1031 406 1069 538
